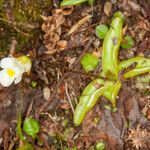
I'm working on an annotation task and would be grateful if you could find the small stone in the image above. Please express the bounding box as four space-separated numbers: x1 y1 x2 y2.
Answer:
43 87 50 100
104 1 112 16
111 0 117 4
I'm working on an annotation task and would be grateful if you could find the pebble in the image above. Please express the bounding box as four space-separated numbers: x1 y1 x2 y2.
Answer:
43 87 50 100
104 1 113 16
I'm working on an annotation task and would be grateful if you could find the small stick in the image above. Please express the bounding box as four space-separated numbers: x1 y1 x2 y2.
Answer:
65 81 75 113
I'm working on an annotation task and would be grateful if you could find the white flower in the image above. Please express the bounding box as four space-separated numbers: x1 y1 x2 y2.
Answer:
17 55 32 73
0 56 32 87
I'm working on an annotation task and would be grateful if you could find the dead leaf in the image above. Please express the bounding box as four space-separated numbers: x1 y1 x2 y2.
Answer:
68 15 92 36
41 9 66 54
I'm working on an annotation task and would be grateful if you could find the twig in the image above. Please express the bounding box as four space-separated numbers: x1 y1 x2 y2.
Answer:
26 99 34 117
41 112 58 125
8 137 18 150
65 81 75 113
68 15 92 35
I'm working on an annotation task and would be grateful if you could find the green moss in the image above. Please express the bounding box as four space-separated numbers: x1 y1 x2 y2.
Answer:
0 0 52 53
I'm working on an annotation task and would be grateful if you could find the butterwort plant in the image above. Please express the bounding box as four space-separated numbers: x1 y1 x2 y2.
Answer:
0 55 32 87
73 11 150 126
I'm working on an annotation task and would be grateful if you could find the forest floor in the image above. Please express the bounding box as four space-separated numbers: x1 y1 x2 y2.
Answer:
0 0 150 150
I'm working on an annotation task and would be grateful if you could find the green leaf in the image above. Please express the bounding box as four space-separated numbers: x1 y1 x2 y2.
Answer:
60 0 87 7
121 35 134 49
96 142 105 150
16 143 34 150
81 53 99 72
102 80 121 107
17 112 26 141
113 11 125 26
119 56 150 78
95 24 109 39
88 0 95 4
23 117 40 139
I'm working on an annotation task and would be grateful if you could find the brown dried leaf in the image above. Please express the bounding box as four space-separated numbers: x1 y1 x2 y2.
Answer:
41 9 66 54
68 15 92 36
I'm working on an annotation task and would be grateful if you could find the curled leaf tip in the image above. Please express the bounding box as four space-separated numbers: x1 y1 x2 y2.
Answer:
60 0 87 7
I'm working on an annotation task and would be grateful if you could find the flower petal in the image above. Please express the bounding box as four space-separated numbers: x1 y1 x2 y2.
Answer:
13 64 24 75
24 63 32 73
17 56 32 72
0 69 15 87
14 75 22 84
0 57 18 69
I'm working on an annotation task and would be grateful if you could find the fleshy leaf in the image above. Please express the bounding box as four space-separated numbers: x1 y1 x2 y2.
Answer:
60 0 87 7
119 56 150 78
81 53 99 72
23 117 40 139
102 80 121 107
113 11 125 26
95 24 109 39
96 142 105 150
121 35 134 49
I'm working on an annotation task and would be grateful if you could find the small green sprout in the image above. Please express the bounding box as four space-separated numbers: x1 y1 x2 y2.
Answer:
121 35 134 49
81 53 99 72
31 81 38 88
95 25 109 39
96 142 105 150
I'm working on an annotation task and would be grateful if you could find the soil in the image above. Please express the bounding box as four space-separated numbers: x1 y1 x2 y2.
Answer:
0 0 150 150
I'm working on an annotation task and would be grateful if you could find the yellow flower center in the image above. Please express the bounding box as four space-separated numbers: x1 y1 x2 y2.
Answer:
7 69 15 77
17 56 31 65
